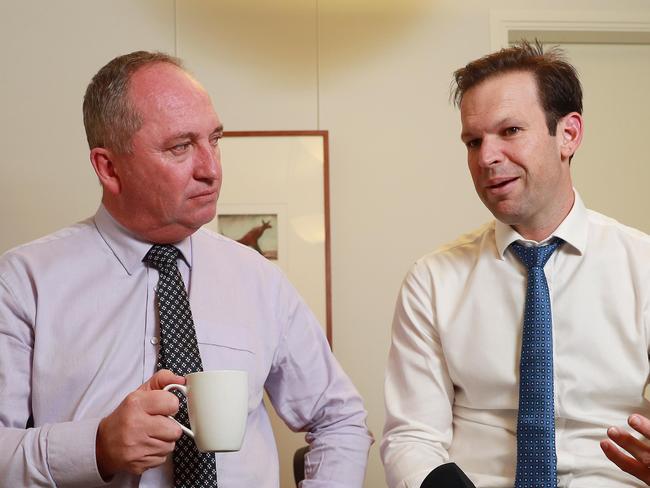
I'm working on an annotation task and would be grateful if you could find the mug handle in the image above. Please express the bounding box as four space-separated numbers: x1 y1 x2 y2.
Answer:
163 384 194 438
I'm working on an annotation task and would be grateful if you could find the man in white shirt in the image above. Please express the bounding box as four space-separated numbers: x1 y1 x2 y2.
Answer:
381 41 650 487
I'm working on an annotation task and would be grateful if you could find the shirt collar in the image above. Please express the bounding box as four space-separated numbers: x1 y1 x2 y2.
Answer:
93 205 193 275
494 189 588 259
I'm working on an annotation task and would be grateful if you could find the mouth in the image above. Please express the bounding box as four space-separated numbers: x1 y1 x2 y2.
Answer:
190 190 217 201
485 177 519 194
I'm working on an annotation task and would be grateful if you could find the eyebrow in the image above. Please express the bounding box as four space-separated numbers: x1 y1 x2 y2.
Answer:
460 128 478 142
460 130 474 142
460 117 521 141
495 117 520 128
169 125 224 142
207 125 225 140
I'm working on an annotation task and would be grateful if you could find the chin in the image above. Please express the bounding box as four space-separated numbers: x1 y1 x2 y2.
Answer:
193 205 217 226
189 219 215 234
488 204 523 225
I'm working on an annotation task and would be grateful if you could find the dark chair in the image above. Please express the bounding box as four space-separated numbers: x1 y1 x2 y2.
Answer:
293 446 309 486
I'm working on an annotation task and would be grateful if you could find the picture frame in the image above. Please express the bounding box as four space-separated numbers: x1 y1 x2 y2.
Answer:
206 131 332 346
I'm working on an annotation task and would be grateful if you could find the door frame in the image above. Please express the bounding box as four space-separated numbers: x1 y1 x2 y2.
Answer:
490 10 650 50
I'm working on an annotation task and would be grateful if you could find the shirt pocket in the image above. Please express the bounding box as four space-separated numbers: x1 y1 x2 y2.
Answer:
195 322 259 410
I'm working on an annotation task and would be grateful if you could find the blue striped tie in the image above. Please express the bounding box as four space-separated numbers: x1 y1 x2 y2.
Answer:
510 238 563 488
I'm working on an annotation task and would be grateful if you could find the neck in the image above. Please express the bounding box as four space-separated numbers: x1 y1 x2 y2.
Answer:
102 198 194 244
514 224 559 243
513 192 575 243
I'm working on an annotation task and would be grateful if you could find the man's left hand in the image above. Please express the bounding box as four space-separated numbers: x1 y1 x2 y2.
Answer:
601 414 650 485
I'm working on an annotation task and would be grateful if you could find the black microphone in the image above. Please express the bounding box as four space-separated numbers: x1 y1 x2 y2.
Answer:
420 463 476 488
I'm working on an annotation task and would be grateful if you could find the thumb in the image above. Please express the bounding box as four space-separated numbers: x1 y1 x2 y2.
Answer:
139 369 185 392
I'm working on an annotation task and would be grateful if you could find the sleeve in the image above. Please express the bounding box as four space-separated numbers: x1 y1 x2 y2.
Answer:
0 270 106 487
263 274 373 488
380 261 455 488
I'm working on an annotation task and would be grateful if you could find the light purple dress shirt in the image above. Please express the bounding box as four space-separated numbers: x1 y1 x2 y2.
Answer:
0 206 372 487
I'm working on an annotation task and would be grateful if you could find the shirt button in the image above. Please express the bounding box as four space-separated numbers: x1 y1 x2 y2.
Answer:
150 337 159 345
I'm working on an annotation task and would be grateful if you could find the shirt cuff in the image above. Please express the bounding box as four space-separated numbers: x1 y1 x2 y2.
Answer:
47 417 107 487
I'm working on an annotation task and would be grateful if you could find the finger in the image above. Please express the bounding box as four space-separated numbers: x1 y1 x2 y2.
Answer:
142 435 177 455
140 369 185 392
629 414 650 438
120 408 182 448
153 416 184 442
127 450 174 475
601 439 650 483
142 452 171 467
138 389 181 416
128 408 182 446
607 426 650 465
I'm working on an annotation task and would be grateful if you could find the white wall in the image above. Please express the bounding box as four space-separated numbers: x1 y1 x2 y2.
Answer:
0 0 177 247
2 1 649 486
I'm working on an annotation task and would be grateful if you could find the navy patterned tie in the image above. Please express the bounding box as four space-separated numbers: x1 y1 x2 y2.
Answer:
510 238 563 488
144 245 218 488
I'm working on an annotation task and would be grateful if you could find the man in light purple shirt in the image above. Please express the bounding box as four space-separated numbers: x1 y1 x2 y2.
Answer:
0 51 372 487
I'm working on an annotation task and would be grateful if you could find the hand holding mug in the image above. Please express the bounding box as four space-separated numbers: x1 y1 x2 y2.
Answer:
96 369 185 479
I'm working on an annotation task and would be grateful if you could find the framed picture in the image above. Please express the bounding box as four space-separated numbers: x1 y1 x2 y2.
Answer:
217 209 281 262
206 131 331 346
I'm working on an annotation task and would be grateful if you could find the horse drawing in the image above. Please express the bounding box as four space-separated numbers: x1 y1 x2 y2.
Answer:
237 219 272 254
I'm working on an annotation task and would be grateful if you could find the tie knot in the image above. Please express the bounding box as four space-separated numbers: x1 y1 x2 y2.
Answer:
510 237 562 270
143 244 180 269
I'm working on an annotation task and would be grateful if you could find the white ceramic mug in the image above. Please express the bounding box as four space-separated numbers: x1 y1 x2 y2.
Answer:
163 370 248 452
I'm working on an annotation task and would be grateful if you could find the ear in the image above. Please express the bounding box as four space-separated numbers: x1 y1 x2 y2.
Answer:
558 112 583 161
90 147 122 195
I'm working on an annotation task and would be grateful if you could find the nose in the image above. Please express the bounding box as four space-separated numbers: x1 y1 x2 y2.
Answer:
476 136 502 168
194 142 221 182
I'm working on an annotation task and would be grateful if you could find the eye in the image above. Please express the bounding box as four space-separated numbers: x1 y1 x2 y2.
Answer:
465 139 481 150
504 127 521 136
209 135 221 148
170 142 191 155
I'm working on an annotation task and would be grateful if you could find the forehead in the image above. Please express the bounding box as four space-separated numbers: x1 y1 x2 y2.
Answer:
128 62 217 125
460 71 542 127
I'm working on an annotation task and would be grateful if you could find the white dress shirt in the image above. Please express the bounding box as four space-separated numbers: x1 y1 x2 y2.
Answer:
0 205 372 487
381 193 650 488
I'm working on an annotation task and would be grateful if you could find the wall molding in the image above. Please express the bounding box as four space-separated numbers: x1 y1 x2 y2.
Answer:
490 10 650 49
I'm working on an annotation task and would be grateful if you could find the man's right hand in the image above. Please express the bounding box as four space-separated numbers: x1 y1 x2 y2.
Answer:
601 414 650 486
95 369 185 479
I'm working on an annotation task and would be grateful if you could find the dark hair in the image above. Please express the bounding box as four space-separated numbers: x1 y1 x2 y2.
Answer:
83 51 183 153
452 40 582 135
